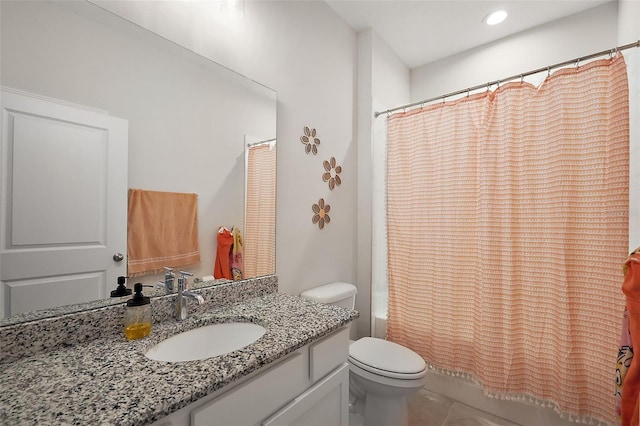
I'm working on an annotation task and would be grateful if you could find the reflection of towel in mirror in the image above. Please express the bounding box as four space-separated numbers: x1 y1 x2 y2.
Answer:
231 227 243 281
214 227 233 280
127 189 200 277
620 247 640 426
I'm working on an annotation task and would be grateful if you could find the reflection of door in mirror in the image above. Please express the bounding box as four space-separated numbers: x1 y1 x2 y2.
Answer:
0 90 128 319
244 138 276 278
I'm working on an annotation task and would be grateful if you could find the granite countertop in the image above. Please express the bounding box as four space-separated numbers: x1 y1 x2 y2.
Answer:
0 293 358 426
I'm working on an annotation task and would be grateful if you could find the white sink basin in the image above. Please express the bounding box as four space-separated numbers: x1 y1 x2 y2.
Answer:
145 322 266 362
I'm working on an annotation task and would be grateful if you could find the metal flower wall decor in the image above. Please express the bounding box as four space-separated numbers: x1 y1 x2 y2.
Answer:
300 126 321 155
322 157 342 190
300 126 341 229
312 198 331 229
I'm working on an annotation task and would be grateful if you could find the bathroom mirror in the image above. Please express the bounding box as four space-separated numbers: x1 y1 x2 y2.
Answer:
0 0 276 323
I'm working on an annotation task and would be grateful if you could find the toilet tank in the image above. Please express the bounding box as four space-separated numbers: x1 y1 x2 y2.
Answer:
300 282 357 310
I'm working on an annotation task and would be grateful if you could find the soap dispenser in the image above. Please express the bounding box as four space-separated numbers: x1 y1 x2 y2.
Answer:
124 283 152 340
110 276 132 303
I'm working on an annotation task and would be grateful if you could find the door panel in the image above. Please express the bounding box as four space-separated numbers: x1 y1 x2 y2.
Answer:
11 112 107 245
7 272 105 314
0 89 128 318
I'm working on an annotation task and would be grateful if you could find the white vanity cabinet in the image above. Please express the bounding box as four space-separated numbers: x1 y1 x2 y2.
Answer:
153 326 350 426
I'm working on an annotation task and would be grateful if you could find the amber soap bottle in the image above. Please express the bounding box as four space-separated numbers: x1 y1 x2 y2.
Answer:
124 283 152 340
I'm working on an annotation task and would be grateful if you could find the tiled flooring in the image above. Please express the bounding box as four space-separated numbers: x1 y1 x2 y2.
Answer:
408 388 521 426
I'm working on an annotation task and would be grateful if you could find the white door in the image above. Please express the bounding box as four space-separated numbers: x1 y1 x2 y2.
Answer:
0 89 128 318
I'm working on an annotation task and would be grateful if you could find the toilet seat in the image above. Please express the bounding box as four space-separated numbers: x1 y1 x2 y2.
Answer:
348 337 426 380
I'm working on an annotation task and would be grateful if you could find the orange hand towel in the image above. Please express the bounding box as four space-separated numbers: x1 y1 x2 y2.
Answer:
127 189 200 277
621 248 640 426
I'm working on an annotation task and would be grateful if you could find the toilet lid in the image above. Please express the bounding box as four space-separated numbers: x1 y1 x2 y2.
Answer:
349 337 426 379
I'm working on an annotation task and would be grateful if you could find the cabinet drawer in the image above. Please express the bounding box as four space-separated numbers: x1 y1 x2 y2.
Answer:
309 327 349 382
191 350 307 426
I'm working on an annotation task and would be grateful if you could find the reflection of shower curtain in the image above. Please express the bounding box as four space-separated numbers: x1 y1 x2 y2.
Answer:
386 55 628 424
244 143 276 278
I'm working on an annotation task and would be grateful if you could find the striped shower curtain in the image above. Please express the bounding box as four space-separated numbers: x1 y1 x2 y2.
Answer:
386 55 629 424
244 143 276 278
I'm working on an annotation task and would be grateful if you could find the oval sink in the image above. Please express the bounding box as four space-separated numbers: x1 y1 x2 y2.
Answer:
145 322 266 362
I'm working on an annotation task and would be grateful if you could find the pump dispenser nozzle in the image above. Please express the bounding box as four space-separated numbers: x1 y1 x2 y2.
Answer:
111 276 132 298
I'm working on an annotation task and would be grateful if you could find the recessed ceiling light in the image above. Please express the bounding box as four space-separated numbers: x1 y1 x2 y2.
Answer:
485 10 508 26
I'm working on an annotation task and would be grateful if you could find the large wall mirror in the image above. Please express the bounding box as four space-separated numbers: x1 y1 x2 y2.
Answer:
0 1 276 323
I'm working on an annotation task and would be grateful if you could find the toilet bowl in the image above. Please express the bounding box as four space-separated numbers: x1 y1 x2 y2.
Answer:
300 283 427 426
348 337 426 426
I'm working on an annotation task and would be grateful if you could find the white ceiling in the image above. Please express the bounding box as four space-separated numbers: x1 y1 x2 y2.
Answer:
325 0 614 69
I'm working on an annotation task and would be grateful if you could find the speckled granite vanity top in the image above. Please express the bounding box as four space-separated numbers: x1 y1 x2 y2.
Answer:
0 277 358 426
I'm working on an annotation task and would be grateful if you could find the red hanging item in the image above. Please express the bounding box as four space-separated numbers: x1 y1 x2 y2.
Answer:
214 227 233 280
621 248 640 426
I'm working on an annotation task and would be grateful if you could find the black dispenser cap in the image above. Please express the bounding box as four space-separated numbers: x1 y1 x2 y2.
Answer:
111 276 133 297
126 283 151 307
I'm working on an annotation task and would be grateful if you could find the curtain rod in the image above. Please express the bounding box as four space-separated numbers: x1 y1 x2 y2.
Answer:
374 39 640 118
247 138 276 148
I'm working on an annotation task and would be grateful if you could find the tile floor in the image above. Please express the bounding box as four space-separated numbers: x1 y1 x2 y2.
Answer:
408 388 521 426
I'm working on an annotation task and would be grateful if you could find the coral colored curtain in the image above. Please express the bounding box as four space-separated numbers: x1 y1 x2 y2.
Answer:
386 55 629 424
244 143 276 278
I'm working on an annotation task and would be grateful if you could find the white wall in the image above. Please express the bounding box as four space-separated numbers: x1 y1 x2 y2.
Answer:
244 0 358 296
357 30 410 337
411 3 618 101
619 0 640 251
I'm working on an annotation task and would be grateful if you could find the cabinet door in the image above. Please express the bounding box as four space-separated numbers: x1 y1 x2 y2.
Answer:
262 363 349 426
309 326 349 382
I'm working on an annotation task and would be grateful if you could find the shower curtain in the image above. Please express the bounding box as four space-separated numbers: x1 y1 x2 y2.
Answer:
386 55 629 424
244 143 276 278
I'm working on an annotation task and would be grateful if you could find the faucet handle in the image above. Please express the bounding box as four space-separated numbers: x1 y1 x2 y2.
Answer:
177 271 193 290
163 267 174 278
178 271 193 283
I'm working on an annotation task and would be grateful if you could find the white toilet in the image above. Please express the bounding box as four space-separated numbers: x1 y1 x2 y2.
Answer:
300 282 427 426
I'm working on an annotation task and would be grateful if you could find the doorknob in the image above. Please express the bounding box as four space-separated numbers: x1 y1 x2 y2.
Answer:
113 253 124 262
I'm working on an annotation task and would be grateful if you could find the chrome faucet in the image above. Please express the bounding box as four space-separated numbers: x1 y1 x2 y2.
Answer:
177 270 204 321
157 267 175 294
